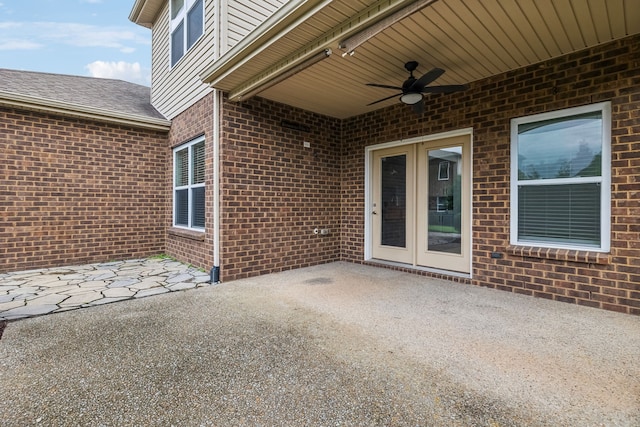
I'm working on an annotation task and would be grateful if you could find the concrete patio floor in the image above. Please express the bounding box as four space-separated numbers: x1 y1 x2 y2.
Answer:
0 258 211 320
1 262 639 426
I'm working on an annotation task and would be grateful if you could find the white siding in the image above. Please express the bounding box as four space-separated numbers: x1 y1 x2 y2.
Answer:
150 1 216 119
225 0 287 51
149 0 286 118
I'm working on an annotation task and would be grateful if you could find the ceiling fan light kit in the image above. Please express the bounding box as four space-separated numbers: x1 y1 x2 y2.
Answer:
400 92 423 105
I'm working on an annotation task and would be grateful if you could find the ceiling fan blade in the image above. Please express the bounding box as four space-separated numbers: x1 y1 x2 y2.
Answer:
411 67 445 91
367 93 402 106
412 99 425 114
421 84 469 94
366 83 403 90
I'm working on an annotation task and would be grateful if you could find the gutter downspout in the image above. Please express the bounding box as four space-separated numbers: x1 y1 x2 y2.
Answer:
210 88 221 283
210 0 223 284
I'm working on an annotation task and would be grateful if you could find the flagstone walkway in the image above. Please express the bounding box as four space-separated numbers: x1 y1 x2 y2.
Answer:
0 258 211 321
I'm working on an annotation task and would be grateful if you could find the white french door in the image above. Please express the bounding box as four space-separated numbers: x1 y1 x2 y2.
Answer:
371 146 415 264
370 133 471 273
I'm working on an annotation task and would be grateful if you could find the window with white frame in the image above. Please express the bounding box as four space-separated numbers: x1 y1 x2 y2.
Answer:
170 0 204 67
510 102 610 251
174 136 205 229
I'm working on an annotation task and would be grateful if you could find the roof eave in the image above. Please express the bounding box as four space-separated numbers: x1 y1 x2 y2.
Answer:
1 91 171 132
200 0 332 87
129 0 163 28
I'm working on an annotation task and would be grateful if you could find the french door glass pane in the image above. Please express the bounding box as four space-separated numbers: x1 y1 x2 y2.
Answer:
518 183 601 246
428 147 462 254
381 155 406 248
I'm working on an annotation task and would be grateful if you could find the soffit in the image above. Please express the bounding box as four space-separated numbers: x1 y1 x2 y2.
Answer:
129 0 165 28
209 0 640 119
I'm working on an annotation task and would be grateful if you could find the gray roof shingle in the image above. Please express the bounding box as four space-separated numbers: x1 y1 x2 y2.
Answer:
0 68 166 121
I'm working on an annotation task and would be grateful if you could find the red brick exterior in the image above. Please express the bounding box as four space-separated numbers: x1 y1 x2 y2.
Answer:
3 34 637 315
0 107 168 273
220 97 342 280
166 94 215 270
341 34 640 315
209 34 638 314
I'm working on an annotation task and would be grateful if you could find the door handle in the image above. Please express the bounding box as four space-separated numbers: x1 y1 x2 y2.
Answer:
372 210 377 215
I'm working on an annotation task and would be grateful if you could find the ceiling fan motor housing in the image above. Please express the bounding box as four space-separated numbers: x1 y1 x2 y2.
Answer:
404 61 419 73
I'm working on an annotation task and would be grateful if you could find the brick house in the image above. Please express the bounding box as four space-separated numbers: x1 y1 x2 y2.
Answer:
0 70 171 272
2 0 639 315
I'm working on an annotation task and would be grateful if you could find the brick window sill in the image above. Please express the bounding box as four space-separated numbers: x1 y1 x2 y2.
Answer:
506 245 610 265
168 227 205 242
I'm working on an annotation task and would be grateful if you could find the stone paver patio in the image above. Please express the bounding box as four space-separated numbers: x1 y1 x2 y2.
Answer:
0 258 212 320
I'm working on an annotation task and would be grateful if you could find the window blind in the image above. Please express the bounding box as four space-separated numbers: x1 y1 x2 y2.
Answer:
518 183 601 246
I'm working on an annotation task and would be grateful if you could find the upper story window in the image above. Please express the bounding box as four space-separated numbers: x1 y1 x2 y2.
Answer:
170 0 204 67
174 136 205 230
510 102 611 252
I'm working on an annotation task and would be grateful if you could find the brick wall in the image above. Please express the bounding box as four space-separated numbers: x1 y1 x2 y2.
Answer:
150 34 638 314
341 34 640 315
166 94 214 270
0 107 168 273
220 97 342 280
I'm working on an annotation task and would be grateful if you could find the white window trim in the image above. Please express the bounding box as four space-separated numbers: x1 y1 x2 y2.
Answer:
509 102 611 252
170 0 204 68
173 135 205 230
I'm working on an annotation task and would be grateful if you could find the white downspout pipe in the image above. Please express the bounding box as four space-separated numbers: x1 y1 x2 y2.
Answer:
210 0 224 283
211 88 221 283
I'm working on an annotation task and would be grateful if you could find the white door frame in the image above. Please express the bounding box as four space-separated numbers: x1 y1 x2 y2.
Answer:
364 128 474 277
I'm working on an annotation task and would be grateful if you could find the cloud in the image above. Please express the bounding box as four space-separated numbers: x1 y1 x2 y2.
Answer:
0 22 20 29
0 21 149 52
39 22 149 50
85 60 150 85
0 39 42 50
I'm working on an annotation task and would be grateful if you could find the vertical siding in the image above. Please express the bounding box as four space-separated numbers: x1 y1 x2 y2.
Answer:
225 0 287 51
150 1 216 119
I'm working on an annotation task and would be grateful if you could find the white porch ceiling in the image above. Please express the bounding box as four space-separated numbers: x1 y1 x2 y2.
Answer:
210 0 640 119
